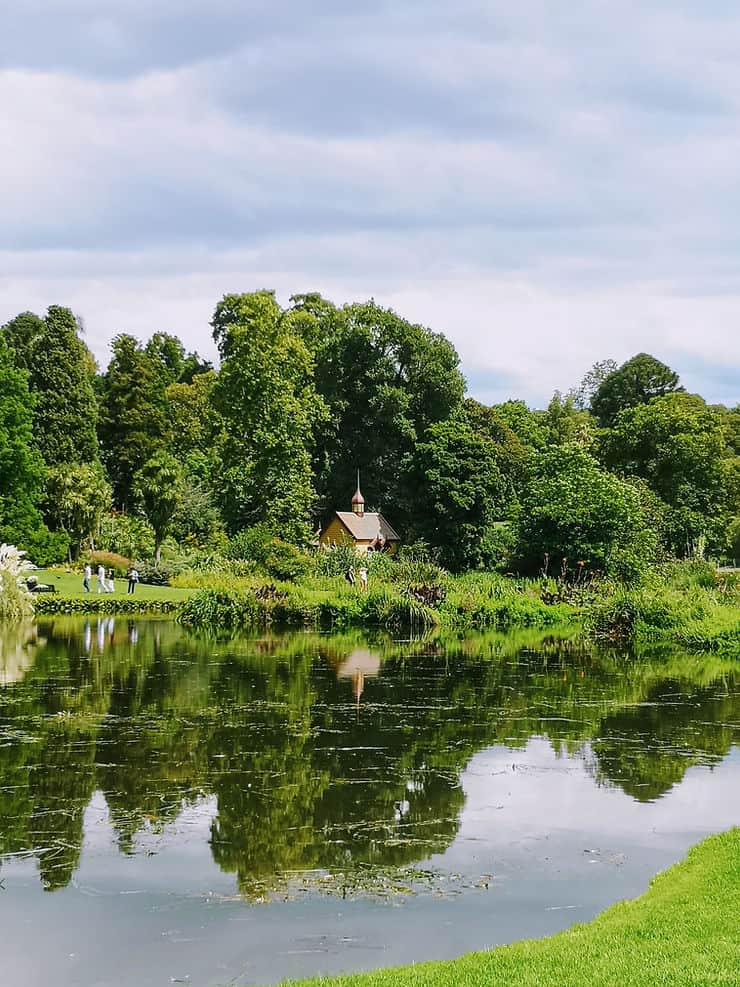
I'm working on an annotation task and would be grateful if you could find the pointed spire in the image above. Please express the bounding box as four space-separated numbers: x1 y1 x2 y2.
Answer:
351 470 365 516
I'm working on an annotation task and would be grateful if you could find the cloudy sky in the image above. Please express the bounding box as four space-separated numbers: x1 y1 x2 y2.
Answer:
2 1 739 406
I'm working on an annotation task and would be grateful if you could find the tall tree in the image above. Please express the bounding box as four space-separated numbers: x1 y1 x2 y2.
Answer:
98 334 171 508
27 306 99 468
591 353 682 426
0 334 44 540
407 415 506 571
300 297 466 523
133 453 184 564
601 392 736 553
1 311 45 370
211 291 326 541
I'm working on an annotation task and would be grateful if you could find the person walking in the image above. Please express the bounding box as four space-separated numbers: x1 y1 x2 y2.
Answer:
127 567 139 595
359 566 368 591
83 563 92 593
107 568 115 593
96 564 106 594
344 567 356 588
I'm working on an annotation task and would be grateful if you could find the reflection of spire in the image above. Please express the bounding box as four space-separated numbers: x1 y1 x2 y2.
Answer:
336 648 381 708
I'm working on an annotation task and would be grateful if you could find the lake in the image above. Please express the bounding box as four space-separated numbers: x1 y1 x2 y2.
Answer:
1 617 738 986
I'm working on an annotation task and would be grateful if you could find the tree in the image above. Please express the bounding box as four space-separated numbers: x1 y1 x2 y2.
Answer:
571 359 618 410
165 370 221 479
300 297 465 524
98 334 171 507
27 306 99 468
407 416 506 571
45 463 112 560
133 453 184 564
591 353 682 426
515 445 656 579
541 391 596 448
601 393 735 554
0 335 66 564
0 335 44 539
1 311 45 370
212 291 325 541
144 332 213 386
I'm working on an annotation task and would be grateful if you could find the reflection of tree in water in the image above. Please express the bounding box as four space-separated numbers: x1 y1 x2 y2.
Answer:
589 678 738 801
0 619 737 895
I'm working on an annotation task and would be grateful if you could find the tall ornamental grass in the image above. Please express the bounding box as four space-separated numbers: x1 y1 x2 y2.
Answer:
0 544 35 621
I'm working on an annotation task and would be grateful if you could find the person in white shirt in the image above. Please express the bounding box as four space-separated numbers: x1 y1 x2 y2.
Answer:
96 564 106 594
83 564 92 593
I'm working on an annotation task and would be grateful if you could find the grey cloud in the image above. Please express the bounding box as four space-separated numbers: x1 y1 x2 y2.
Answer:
1 2 739 405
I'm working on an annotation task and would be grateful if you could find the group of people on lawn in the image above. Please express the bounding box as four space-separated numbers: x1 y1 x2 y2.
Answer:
345 565 369 590
83 563 140 595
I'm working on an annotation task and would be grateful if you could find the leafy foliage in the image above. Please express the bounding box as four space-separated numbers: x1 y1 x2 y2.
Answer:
591 352 683 426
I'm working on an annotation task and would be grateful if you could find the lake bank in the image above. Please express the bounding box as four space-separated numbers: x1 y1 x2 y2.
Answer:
285 828 740 987
27 565 740 656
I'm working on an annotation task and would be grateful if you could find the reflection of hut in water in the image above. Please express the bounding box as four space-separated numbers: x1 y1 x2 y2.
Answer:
336 647 381 705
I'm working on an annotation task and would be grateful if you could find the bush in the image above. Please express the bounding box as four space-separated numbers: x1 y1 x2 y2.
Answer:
19 526 70 568
87 550 131 577
227 525 311 581
134 561 172 585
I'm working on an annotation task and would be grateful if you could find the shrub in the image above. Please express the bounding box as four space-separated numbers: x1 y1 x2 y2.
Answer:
134 561 172 585
87 550 131 577
227 525 311 581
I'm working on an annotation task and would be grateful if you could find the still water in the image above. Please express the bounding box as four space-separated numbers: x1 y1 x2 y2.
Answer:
0 618 738 986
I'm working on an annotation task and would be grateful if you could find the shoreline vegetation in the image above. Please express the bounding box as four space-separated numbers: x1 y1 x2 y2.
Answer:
29 558 740 657
281 828 740 987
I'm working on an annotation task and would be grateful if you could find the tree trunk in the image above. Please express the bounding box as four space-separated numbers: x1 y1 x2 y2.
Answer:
155 538 162 566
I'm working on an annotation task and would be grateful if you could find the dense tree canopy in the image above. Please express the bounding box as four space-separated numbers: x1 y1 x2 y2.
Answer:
211 291 326 542
601 392 736 552
0 294 737 570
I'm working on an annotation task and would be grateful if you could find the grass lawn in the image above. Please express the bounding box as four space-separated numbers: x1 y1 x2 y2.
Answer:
285 828 740 987
32 568 194 602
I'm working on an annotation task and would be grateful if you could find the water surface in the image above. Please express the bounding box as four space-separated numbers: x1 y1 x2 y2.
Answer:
1 618 738 985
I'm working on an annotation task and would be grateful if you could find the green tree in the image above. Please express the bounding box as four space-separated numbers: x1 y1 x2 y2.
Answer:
541 391 596 448
133 453 185 563
299 296 465 523
591 353 682 426
211 291 326 541
45 463 112 560
601 393 734 554
144 332 212 386
516 445 655 579
571 358 618 411
27 306 99 468
0 335 44 539
98 334 171 507
407 416 506 571
1 310 45 370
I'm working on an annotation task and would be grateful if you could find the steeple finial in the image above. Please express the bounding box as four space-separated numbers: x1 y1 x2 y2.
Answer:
351 470 365 517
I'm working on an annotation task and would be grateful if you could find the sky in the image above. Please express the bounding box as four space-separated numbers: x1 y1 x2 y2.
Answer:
1 1 739 407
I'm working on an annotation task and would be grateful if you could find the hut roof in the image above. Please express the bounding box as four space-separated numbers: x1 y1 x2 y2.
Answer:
334 511 400 543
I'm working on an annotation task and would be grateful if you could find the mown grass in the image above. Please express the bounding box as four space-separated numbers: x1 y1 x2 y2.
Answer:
282 828 740 987
29 568 194 613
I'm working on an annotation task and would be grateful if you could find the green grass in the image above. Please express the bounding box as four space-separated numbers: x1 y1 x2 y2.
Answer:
30 568 194 612
284 828 740 987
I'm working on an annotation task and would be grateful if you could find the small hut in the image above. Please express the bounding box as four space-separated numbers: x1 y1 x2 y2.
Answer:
319 475 400 555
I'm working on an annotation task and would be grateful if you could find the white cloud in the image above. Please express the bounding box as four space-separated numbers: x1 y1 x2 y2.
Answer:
1 2 739 405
